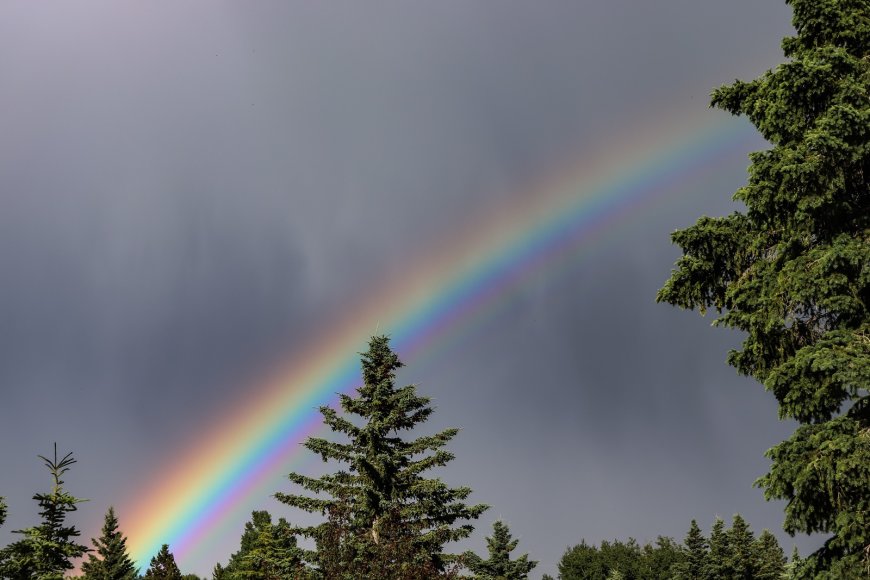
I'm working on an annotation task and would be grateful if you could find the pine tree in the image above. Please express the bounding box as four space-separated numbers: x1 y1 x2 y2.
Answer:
221 511 308 580
672 520 707 580
144 545 182 580
702 518 731 580
275 335 488 578
752 530 786 580
0 445 89 580
657 0 870 574
726 514 756 579
81 507 138 580
784 546 804 579
212 563 227 580
462 521 537 579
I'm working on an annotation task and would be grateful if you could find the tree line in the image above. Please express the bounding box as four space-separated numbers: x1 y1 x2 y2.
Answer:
0 339 798 579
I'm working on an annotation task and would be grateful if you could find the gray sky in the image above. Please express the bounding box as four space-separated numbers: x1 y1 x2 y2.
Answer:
0 1 817 577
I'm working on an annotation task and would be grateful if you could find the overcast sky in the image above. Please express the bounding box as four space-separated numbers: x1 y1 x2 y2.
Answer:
0 1 817 577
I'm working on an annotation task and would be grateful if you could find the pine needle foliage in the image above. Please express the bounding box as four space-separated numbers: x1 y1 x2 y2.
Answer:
657 0 870 574
0 445 89 580
144 545 182 580
275 335 488 578
220 511 309 580
462 520 537 579
80 507 137 580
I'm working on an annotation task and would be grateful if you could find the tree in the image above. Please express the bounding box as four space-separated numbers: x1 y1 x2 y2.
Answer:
275 335 487 578
0 445 89 580
702 518 731 580
81 507 138 580
557 537 683 580
672 519 707 579
0 497 6 529
558 541 606 580
725 514 756 579
753 530 786 580
144 545 182 580
657 0 870 574
220 511 308 580
639 536 684 580
462 520 537 579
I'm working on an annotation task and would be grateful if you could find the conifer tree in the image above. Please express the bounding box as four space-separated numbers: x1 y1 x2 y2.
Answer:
221 511 308 580
144 545 182 580
0 445 89 580
0 497 6 529
275 335 487 578
462 520 537 579
752 530 786 580
702 518 731 580
672 519 707 580
725 514 756 578
212 563 226 580
657 0 870 574
81 507 138 580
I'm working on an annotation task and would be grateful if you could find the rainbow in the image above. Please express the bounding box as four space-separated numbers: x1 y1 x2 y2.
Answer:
123 108 756 571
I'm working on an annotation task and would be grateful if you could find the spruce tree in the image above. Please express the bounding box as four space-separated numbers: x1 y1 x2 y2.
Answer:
221 511 308 580
81 507 137 580
462 520 537 579
657 0 870 574
144 545 182 580
753 530 786 580
726 514 756 579
702 518 731 580
275 335 487 578
0 445 89 580
672 520 707 580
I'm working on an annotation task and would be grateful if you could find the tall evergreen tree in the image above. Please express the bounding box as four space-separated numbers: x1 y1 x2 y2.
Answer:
657 0 870 574
726 514 756 579
702 518 731 580
144 545 182 580
275 335 487 578
81 507 137 580
221 511 308 580
752 530 786 580
0 497 6 529
0 445 89 580
672 520 707 580
462 521 537 579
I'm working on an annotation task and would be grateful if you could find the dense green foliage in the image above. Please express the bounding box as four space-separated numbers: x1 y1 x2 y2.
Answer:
557 537 683 580
0 498 6 529
144 545 182 580
462 520 536 579
80 507 137 580
275 335 487 577
0 446 89 580
657 0 870 575
558 515 786 580
216 511 307 580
